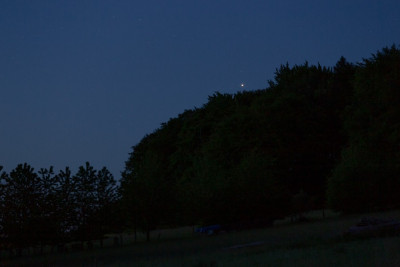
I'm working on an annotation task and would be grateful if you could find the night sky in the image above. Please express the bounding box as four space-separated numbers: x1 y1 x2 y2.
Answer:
1 0 400 178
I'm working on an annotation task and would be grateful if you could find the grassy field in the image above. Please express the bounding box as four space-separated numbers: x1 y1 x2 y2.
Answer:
3 209 400 266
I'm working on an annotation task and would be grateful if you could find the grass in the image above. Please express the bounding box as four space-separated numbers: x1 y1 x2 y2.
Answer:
3 209 400 266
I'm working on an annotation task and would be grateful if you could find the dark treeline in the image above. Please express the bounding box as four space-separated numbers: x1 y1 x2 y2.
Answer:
0 162 121 255
1 45 399 248
120 45 400 238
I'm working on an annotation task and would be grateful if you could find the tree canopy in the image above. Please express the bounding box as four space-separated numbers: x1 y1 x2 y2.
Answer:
2 44 399 249
327 45 400 213
120 46 400 233
0 162 120 254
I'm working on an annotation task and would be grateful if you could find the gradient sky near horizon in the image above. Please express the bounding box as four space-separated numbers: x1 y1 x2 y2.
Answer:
1 0 400 178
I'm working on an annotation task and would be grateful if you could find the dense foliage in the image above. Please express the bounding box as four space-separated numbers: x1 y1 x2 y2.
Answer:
1 45 398 248
327 46 400 213
121 49 380 235
121 45 400 235
0 162 120 255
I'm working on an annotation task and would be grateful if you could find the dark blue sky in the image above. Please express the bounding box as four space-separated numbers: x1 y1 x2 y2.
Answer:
1 0 399 178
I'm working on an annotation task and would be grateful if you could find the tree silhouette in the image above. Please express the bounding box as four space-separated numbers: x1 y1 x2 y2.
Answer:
0 162 120 255
0 164 42 255
53 167 78 246
328 45 400 212
87 167 119 247
121 61 350 228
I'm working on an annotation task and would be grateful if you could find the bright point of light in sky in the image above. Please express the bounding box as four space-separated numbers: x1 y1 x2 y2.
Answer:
0 0 399 178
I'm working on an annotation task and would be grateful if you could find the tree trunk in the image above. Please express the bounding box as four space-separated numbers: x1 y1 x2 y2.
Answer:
133 215 137 243
134 223 137 243
146 229 150 242
119 234 123 246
